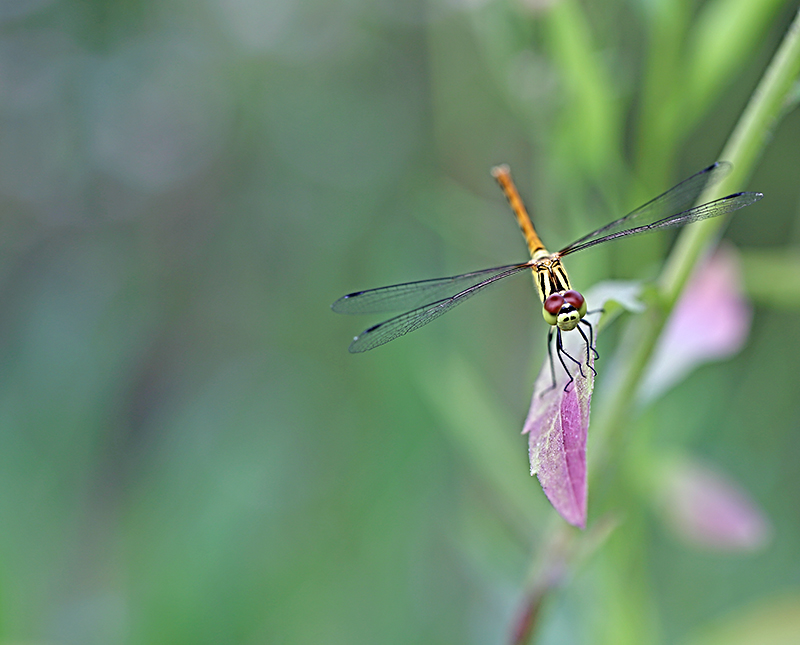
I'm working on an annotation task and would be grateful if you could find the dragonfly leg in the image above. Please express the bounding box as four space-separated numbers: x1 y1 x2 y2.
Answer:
555 332 575 392
579 318 600 360
576 322 598 376
585 306 603 360
556 328 585 390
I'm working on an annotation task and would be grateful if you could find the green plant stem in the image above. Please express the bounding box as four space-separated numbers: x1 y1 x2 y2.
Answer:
589 6 800 484
661 9 800 305
516 10 800 645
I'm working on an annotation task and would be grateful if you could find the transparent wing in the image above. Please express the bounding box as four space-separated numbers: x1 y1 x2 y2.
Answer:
340 263 534 353
558 162 731 256
332 262 530 315
559 191 763 257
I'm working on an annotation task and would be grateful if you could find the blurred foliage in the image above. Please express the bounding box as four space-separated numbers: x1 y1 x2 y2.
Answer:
0 0 799 644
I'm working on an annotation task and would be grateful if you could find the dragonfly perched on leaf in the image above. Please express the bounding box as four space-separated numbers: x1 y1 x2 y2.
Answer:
332 162 762 389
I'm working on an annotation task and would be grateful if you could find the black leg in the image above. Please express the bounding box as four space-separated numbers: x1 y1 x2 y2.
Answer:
576 323 597 377
580 318 600 359
554 330 575 392
544 319 601 395
556 329 586 391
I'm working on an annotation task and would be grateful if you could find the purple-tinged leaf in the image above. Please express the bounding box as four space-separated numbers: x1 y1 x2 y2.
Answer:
656 457 771 551
523 283 641 528
524 311 600 529
640 245 752 402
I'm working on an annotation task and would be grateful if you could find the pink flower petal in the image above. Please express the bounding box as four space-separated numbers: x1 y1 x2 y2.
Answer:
640 245 752 402
656 457 771 551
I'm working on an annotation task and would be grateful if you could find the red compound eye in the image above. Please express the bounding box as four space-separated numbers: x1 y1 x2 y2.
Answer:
563 290 584 309
544 293 565 315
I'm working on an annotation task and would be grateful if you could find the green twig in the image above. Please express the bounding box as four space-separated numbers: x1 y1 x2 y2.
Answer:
589 7 800 489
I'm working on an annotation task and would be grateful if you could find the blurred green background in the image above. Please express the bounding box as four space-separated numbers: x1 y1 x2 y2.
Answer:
1 0 799 643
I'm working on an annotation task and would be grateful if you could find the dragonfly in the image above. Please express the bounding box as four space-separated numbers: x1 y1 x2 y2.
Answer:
332 162 763 388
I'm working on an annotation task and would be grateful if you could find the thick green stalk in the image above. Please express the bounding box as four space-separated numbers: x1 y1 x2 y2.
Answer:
661 8 800 304
589 7 800 480
517 10 800 645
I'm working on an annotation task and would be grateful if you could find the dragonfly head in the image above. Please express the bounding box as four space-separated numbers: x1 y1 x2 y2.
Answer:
543 290 587 331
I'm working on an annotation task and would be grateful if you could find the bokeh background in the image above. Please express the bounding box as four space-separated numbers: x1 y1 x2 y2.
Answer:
1 0 799 643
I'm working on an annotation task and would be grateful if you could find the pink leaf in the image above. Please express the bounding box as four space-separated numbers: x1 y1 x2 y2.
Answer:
523 313 598 529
